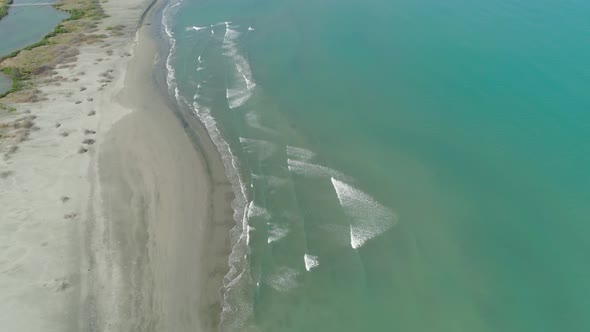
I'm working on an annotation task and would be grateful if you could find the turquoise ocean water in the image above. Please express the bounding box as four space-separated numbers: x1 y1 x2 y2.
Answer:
162 0 590 331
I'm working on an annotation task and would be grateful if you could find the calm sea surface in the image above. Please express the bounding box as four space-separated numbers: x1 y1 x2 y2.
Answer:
163 0 590 331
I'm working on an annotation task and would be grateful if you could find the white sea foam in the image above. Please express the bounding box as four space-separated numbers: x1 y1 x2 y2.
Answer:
245 111 277 135
233 55 255 89
164 8 255 331
330 178 398 249
287 159 348 179
186 25 208 31
219 269 254 331
166 4 251 327
304 254 320 271
223 27 240 55
162 5 177 94
246 201 270 220
226 88 252 109
239 137 277 161
223 25 256 109
286 146 316 161
191 82 251 332
267 222 289 243
196 98 251 329
266 267 299 292
245 224 255 246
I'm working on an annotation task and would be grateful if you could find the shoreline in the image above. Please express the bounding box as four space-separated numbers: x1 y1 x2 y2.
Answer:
0 0 13 21
0 0 233 330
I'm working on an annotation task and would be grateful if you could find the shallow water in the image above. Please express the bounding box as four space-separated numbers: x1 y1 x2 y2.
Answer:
0 0 66 94
163 0 590 331
0 0 66 56
0 72 9 94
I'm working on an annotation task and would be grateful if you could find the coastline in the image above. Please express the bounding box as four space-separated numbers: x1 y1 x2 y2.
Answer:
0 0 233 331
0 0 13 21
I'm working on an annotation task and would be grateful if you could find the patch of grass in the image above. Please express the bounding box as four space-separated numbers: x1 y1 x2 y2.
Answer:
0 67 31 98
65 8 86 21
55 0 107 21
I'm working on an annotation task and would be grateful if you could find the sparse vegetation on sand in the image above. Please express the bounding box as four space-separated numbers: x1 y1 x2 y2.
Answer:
0 0 108 101
0 114 38 159
0 102 16 113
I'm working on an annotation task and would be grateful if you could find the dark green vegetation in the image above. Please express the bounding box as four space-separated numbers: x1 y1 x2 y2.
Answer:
0 0 14 20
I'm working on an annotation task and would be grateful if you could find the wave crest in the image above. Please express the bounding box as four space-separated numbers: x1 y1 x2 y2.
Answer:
330 178 398 249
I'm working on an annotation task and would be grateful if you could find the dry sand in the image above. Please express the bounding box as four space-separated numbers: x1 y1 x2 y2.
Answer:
0 0 233 331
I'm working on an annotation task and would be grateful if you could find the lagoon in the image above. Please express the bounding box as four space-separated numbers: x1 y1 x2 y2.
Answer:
0 0 66 94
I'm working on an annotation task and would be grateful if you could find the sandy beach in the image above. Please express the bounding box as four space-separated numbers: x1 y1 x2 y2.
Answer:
0 0 233 331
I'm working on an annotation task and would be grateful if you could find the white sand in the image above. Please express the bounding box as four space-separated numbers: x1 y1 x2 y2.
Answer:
0 0 233 331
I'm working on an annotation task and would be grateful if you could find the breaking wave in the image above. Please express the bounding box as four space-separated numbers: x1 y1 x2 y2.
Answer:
222 23 256 109
239 137 277 161
330 178 398 249
162 5 253 331
247 201 271 220
286 146 316 161
287 159 348 179
304 254 320 271
267 222 289 244
186 25 208 31
245 110 277 135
